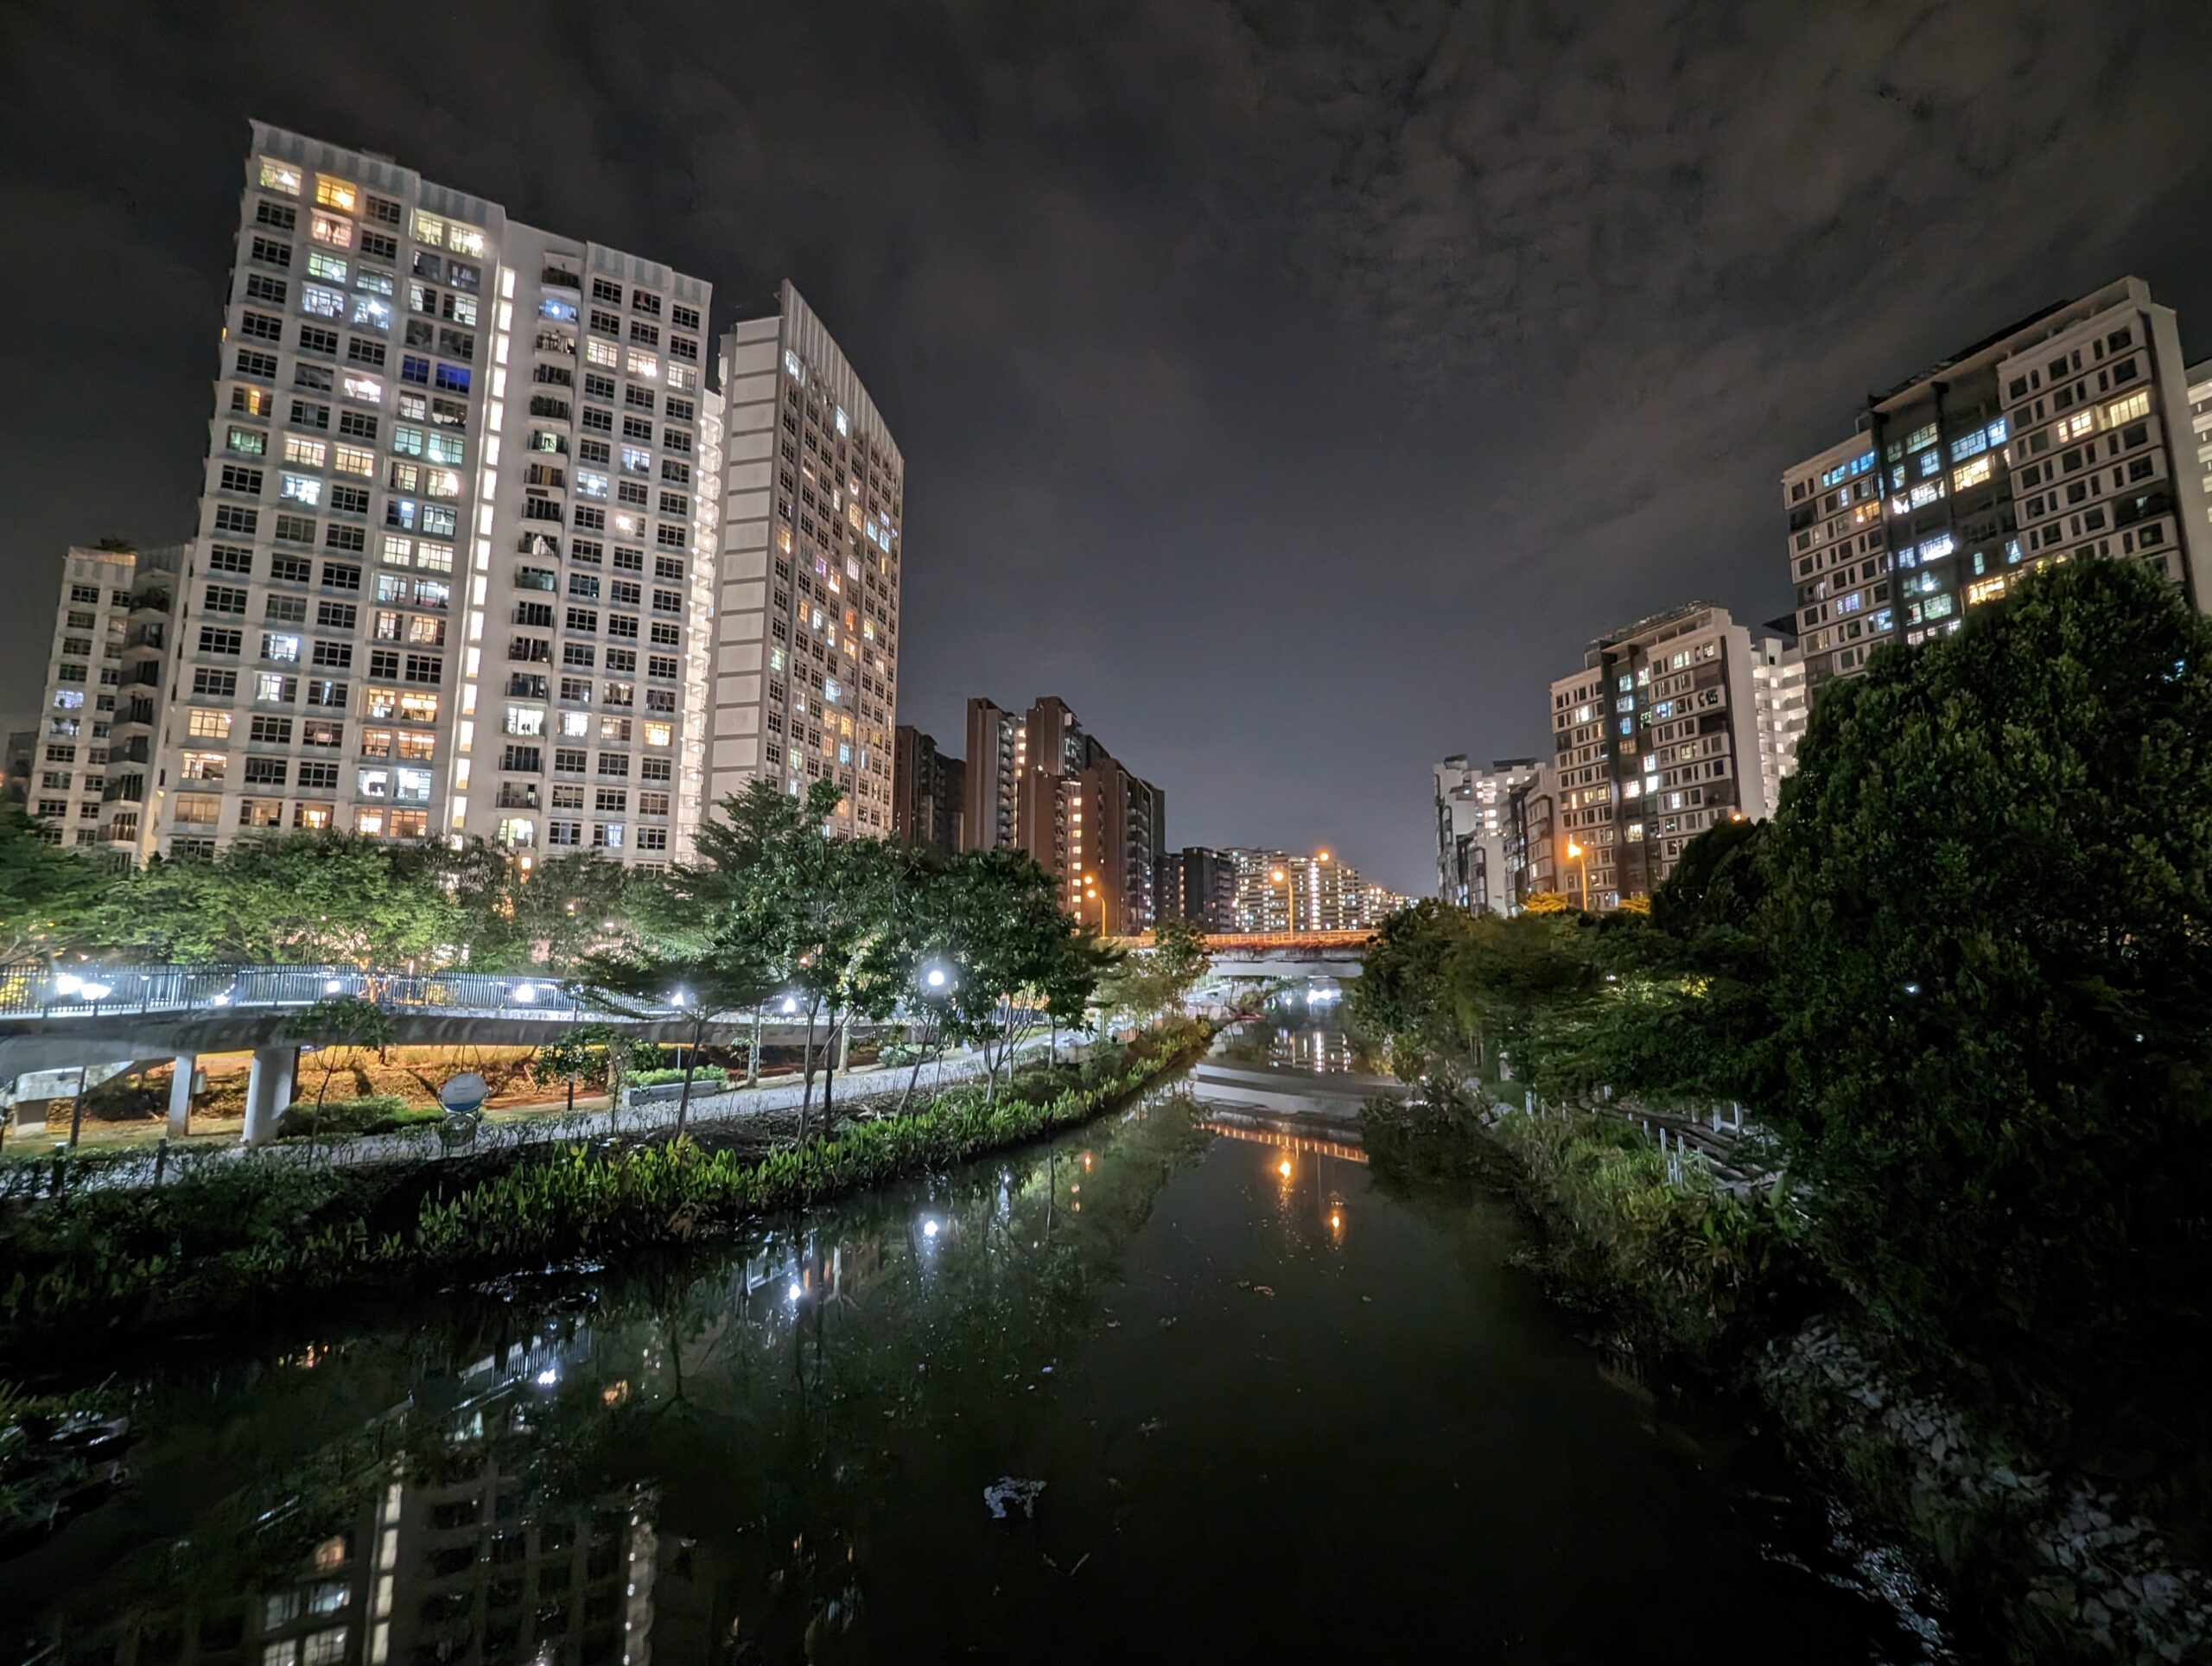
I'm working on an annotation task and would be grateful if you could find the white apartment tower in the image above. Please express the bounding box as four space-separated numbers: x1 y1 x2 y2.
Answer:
1433 754 1541 913
709 286 903 838
29 547 134 849
1783 277 2212 695
1747 633 1807 813
160 122 713 862
1549 602 1769 910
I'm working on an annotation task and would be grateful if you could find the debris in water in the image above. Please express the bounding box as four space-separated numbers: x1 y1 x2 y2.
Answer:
1068 1552 1091 1577
982 1478 1046 1520
1137 1418 1164 1438
1251 1285 1275 1298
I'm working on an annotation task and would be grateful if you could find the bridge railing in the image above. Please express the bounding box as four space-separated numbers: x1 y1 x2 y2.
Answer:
1103 930 1374 952
0 962 590 1022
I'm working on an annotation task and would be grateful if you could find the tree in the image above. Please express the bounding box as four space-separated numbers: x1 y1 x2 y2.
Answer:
1757 557 2212 1388
0 805 110 959
127 833 465 964
531 1021 624 1116
582 944 779 1135
925 850 1094 1102
457 849 643 975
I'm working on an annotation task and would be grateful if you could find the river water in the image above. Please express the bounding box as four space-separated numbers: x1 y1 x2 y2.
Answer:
2 1024 1945 1663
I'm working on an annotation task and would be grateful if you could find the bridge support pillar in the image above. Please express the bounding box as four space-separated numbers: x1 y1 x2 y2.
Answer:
166 1052 197 1140
242 1046 296 1147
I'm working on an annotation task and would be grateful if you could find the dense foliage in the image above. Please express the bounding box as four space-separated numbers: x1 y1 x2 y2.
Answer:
1354 560 2212 1423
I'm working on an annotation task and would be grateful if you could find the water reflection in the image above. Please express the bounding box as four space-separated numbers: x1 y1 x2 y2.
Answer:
1211 1014 1381 1077
3 1059 1940 1664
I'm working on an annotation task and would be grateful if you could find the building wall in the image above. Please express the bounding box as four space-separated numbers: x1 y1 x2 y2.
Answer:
1433 754 1540 914
29 547 135 849
892 723 962 862
160 123 713 865
709 283 901 840
1749 633 1806 814
1226 847 1290 932
1548 602 1762 909
1503 762 1559 911
961 698 1018 852
1784 277 2209 696
1160 846 1237 932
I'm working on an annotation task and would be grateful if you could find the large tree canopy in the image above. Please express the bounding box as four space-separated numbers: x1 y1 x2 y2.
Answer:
1758 556 2212 1371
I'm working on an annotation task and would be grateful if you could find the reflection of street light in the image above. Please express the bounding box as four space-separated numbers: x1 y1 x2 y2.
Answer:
1277 1156 1293 1179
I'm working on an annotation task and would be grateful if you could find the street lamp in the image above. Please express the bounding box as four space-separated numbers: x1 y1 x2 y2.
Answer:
1083 870 1107 934
1270 868 1292 933
921 960 954 993
1566 840 1590 911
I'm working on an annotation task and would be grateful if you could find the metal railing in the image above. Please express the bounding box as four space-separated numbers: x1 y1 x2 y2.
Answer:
0 962 591 1022
1102 930 1374 953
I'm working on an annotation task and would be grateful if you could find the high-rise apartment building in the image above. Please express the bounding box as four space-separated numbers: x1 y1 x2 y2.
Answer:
891 723 963 862
962 698 1020 852
960 695 1163 931
1432 754 1541 914
2189 360 2212 531
709 284 901 840
1784 277 2212 695
105 544 188 857
1549 602 1768 909
161 122 715 863
1502 763 1559 912
1160 846 1237 932
1227 847 1291 932
1747 628 1807 815
29 546 136 848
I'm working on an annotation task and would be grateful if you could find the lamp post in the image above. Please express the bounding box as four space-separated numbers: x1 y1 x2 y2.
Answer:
1566 839 1589 911
1271 867 1292 934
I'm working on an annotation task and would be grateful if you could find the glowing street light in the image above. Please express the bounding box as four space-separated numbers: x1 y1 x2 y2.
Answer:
1565 839 1590 911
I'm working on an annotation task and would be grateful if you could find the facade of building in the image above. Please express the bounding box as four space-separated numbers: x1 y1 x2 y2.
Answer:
105 544 188 855
891 723 963 862
1356 882 1414 925
959 695 1162 931
961 698 1020 853
29 547 137 849
1227 847 1290 932
1748 629 1807 814
158 123 715 863
1160 846 1237 932
1785 277 2212 695
1432 754 1540 914
1501 762 1559 912
709 283 902 840
1549 602 1768 909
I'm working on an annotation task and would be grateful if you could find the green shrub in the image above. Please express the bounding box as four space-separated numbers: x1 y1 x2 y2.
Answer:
626 1066 729 1091
275 1095 427 1140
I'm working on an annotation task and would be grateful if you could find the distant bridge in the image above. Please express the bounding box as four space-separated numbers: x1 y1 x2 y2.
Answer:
1106 930 1373 980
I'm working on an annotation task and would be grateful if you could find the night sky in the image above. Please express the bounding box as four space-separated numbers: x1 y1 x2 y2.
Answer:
5 2 2212 892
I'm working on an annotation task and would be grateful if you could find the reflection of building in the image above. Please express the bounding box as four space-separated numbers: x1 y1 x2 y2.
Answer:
1432 754 1540 913
1784 277 2212 696
1548 602 1769 910
891 723 963 861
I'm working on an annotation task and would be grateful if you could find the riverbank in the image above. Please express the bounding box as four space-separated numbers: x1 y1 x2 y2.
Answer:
0 1020 1215 1359
1361 1092 2212 1663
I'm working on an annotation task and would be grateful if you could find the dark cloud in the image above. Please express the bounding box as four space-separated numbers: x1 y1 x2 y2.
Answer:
3 0 2210 890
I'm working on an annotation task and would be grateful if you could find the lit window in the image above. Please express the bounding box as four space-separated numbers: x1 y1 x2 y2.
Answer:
2106 390 2151 428
259 159 302 196
281 473 323 506
644 721 672 747
283 436 327 467
626 349 658 379
576 470 608 499
1952 455 1992 491
412 212 447 249
315 176 356 212
334 445 374 476
307 251 348 284
2060 411 2094 442
585 337 617 367
351 295 391 331
447 224 486 258
302 284 345 318
310 213 353 249
341 372 382 404
264 633 302 661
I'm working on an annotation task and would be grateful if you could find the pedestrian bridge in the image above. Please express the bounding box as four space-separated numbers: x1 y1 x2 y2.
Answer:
0 961 868 1143
1107 930 1372 980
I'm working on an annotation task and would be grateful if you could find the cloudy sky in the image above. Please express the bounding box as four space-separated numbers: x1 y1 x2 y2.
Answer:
4 0 2211 891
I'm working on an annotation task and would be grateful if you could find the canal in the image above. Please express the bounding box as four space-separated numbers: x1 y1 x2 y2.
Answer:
2 1023 1943 1662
